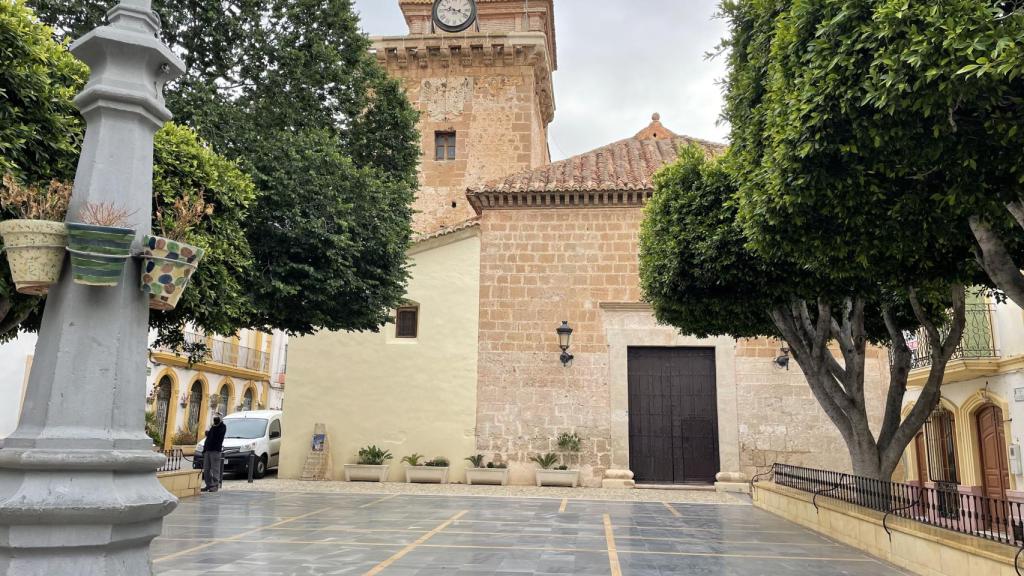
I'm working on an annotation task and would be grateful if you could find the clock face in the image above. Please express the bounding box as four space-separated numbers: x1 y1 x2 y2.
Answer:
433 0 477 33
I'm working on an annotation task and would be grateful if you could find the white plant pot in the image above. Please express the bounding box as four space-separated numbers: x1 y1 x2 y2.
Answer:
344 464 390 482
536 469 579 487
405 466 449 484
465 468 509 486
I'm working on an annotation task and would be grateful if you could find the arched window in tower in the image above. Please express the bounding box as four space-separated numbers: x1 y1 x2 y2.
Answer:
187 380 203 432
242 387 254 412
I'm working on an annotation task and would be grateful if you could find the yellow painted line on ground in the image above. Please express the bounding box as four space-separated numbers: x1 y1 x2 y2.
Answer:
363 510 467 576
154 507 331 563
181 537 873 562
559 498 568 513
360 494 400 508
451 518 804 534
663 502 681 517
603 514 623 576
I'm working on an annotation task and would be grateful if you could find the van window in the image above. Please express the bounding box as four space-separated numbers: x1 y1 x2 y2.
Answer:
224 418 267 439
269 419 282 439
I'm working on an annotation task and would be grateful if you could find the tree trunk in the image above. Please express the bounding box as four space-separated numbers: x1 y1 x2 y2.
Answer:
969 214 1024 309
769 285 966 483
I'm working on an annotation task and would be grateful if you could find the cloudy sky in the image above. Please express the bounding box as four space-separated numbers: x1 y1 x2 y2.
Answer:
352 0 731 161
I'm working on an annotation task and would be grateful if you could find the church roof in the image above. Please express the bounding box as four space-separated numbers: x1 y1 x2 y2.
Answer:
466 114 724 212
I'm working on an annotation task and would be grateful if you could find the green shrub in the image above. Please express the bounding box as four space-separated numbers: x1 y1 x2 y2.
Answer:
465 454 485 468
144 411 162 448
556 432 581 453
357 445 392 465
530 453 559 470
401 453 424 466
425 457 449 467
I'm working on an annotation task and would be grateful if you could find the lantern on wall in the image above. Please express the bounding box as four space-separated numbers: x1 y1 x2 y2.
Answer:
556 321 574 368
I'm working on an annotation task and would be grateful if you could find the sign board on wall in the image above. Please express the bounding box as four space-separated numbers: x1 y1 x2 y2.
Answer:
1015 387 1024 402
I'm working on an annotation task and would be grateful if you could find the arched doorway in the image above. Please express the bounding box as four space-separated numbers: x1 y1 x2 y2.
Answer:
242 387 254 412
186 380 203 433
154 376 173 445
977 404 1010 512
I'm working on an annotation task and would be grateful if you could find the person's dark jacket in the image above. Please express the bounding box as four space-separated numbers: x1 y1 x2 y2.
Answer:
205 422 227 452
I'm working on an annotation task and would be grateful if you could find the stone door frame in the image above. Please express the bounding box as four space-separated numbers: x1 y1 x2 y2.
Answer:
601 303 741 482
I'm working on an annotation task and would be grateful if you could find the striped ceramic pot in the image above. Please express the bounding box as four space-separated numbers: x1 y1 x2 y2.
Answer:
66 223 135 287
140 235 205 311
0 220 68 295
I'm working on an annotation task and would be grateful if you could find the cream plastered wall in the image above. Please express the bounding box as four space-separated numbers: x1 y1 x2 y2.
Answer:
280 229 481 483
993 300 1024 358
902 372 1023 492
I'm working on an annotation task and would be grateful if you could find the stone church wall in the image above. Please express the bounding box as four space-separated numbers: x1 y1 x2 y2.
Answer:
476 206 892 486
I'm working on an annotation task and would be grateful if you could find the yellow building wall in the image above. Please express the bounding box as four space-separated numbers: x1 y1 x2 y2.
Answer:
280 230 480 482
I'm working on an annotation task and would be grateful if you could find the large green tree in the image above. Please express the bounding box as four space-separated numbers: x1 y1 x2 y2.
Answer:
641 146 966 481
728 0 1024 306
1 0 255 345
32 0 422 335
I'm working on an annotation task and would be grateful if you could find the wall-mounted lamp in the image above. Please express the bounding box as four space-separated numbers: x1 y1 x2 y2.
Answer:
774 346 790 370
557 321 574 367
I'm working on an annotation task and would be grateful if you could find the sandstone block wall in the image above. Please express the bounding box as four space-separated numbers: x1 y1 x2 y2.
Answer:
377 44 552 235
476 207 893 486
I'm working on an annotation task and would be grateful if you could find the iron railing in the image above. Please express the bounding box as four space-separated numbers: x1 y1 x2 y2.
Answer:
158 332 270 373
157 448 184 473
894 303 999 370
768 463 1024 547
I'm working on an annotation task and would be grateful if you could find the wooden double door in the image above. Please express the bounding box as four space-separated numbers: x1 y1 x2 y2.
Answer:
627 347 719 484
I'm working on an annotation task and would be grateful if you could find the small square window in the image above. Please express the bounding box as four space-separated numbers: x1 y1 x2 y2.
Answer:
435 132 456 161
396 307 419 339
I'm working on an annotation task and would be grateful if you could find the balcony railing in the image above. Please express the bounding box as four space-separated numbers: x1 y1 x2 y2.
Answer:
159 332 270 374
898 304 999 370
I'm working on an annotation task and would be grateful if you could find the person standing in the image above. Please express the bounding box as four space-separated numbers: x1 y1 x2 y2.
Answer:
202 413 227 493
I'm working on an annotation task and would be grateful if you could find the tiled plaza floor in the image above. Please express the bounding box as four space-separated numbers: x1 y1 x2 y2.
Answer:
152 491 910 575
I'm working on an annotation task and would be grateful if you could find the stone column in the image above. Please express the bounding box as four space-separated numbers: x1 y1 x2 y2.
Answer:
0 2 184 575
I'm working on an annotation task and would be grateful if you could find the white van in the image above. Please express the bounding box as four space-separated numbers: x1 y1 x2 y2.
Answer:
194 410 283 479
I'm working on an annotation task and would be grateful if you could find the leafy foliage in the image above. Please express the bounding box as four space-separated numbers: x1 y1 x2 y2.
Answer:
144 410 162 447
530 453 560 470
424 457 449 467
401 453 425 466
33 0 422 336
357 445 392 466
556 432 582 453
465 454 485 468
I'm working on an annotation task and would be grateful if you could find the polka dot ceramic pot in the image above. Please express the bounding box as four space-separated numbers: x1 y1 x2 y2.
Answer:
0 220 68 295
140 235 205 311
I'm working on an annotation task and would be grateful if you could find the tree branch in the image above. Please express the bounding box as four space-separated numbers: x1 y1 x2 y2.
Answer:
877 305 911 449
880 284 967 474
969 214 1024 309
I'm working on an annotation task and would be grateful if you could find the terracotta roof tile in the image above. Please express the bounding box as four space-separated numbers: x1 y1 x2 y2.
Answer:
468 115 725 197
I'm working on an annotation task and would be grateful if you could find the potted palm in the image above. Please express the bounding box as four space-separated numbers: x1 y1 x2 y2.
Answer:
464 454 509 486
344 445 392 482
143 193 206 311
403 454 449 484
534 433 582 487
66 202 135 287
0 174 72 295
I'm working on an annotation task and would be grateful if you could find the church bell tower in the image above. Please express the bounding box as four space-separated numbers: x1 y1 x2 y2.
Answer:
373 0 558 234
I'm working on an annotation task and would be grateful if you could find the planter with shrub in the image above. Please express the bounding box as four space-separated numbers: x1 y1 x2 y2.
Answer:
464 454 509 486
532 437 581 488
0 175 71 295
142 193 207 310
66 203 135 287
344 445 392 482
403 454 450 484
